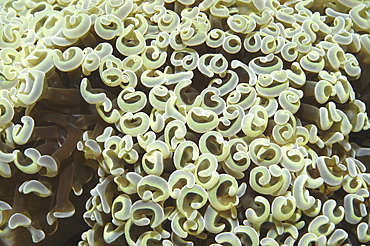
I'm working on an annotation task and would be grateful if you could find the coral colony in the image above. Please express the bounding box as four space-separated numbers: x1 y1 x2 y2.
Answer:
1 0 370 245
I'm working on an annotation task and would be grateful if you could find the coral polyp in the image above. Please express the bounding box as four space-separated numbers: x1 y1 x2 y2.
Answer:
1 0 370 245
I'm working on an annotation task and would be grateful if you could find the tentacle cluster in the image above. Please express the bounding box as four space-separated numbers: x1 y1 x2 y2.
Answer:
1 0 370 245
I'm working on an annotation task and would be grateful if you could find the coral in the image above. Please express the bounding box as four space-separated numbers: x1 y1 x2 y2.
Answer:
1 0 370 245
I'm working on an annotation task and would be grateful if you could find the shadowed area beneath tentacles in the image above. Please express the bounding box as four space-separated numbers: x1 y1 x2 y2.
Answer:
0 74 105 245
